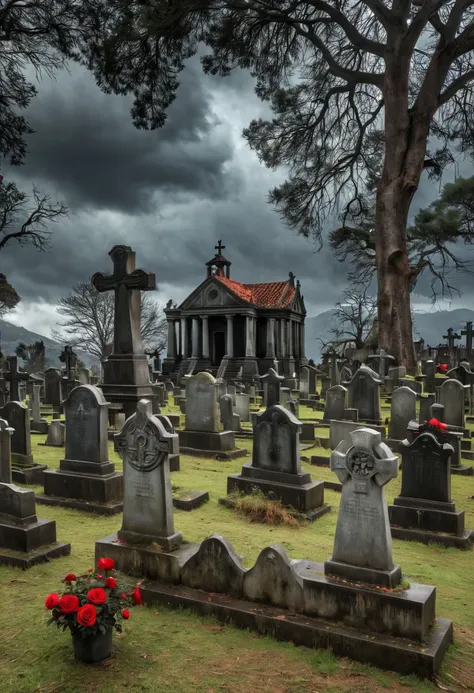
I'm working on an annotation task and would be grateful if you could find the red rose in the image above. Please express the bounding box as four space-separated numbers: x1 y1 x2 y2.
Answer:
439 422 448 430
77 604 97 627
428 418 441 427
87 588 107 605
122 609 130 620
106 577 117 589
120 593 127 599
96 574 104 580
64 573 76 583
59 594 80 614
131 584 142 606
97 557 115 572
45 593 59 610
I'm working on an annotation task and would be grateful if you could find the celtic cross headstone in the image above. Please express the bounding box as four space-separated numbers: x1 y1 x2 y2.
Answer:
325 428 401 588
115 399 182 550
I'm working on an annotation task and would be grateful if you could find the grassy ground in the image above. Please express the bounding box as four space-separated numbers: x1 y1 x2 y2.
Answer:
1 398 474 693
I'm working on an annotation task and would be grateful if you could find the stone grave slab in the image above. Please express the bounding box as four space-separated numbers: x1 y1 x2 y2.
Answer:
389 432 474 549
0 401 47 485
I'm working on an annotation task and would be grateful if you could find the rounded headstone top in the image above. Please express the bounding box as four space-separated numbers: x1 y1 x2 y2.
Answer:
64 384 108 406
191 372 216 384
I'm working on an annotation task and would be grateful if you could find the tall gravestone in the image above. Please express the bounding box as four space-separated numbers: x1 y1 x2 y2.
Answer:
30 384 48 434
325 428 400 587
0 418 14 483
388 386 417 441
261 368 284 407
323 385 350 422
424 360 436 393
178 372 246 459
226 404 330 519
389 433 474 548
44 368 62 408
346 366 382 423
92 245 156 419
116 400 182 550
220 394 240 432
438 379 466 428
299 366 310 398
38 385 123 514
0 401 47 484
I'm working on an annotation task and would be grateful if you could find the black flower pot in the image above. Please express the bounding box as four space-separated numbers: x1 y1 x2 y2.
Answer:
72 629 113 664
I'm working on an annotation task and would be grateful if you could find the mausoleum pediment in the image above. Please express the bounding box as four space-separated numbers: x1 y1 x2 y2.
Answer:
179 278 249 310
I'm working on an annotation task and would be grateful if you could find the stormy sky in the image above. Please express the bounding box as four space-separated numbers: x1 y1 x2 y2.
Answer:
2 52 474 338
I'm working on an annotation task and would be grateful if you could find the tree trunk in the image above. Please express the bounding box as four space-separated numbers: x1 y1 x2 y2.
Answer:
375 180 416 373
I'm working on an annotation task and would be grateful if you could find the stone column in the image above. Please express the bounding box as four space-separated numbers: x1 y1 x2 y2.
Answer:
266 317 276 358
181 317 188 358
280 319 286 358
191 317 200 358
287 319 294 358
245 316 255 357
167 320 176 358
300 322 306 358
226 315 234 357
201 316 210 358
295 321 300 358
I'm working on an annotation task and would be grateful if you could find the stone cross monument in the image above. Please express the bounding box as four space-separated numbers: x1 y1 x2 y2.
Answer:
4 356 29 402
325 428 401 588
92 245 156 418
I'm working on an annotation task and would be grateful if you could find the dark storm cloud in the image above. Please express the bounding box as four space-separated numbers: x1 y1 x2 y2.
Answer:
5 46 474 329
4 55 237 214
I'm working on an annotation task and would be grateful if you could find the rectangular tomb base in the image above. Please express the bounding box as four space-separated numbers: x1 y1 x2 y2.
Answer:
42 469 123 505
324 559 402 589
140 582 453 679
391 526 474 550
180 446 247 460
451 464 474 476
12 465 48 485
35 495 123 516
227 475 326 514
95 533 200 583
389 498 467 537
0 542 71 569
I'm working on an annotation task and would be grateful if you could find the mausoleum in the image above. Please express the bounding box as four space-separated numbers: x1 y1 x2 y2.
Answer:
162 242 307 380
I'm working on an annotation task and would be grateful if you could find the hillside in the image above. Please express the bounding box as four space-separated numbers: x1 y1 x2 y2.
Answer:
305 308 474 362
0 320 97 368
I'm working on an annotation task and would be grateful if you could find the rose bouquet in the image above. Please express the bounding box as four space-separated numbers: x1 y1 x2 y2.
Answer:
45 557 142 639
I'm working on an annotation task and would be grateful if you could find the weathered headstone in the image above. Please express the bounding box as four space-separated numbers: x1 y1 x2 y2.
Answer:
30 384 48 434
260 368 284 407
346 366 382 423
115 400 182 550
299 366 310 398
40 419 65 448
323 385 348 422
419 393 436 424
234 393 250 422
389 432 474 548
424 360 436 393
39 385 123 514
0 418 14 483
438 379 466 428
388 386 417 441
0 483 70 568
226 405 329 519
44 368 62 408
220 394 240 432
179 373 246 459
325 428 401 587
216 378 227 401
0 401 47 484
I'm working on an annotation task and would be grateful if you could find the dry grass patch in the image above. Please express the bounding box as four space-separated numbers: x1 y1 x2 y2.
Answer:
226 489 308 527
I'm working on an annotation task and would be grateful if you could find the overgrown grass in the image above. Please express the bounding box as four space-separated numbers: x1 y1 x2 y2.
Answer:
0 394 473 692
227 488 308 526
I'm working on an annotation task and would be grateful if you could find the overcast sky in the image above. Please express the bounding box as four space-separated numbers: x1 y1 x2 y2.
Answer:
2 52 474 338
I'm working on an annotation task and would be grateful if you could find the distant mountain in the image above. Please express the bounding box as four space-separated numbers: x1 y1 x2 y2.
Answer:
0 320 98 369
305 308 474 362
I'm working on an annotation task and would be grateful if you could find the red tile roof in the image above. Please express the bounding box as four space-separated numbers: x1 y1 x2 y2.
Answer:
216 276 295 308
